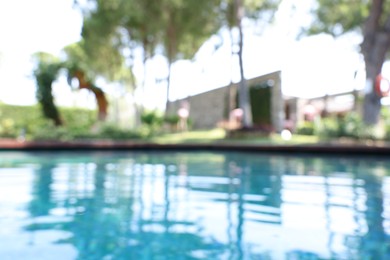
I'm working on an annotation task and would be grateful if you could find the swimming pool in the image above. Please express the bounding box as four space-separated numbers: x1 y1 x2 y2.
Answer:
0 151 389 259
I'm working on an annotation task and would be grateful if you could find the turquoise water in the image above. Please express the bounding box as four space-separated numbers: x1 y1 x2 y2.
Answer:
0 151 389 260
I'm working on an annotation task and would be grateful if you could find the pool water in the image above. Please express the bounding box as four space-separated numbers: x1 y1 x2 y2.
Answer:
0 151 389 259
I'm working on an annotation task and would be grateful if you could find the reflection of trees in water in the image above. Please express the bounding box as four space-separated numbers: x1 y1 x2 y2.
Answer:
356 160 389 259
323 157 389 259
24 155 228 259
283 155 390 259
213 153 283 259
22 152 390 259
28 164 55 217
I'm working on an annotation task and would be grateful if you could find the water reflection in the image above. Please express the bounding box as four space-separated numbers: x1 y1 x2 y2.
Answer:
0 151 389 259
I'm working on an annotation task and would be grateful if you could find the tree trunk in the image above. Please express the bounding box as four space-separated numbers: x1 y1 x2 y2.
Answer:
37 72 63 126
74 70 108 121
362 62 382 125
235 0 252 128
42 96 63 126
89 86 108 121
127 44 142 128
228 29 236 115
165 61 172 113
360 0 390 125
165 19 176 114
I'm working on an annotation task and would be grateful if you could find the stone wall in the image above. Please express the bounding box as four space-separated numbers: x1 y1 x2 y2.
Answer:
169 71 284 130
168 86 229 129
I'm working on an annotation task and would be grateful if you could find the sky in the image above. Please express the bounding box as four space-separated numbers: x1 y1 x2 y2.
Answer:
0 0 84 107
0 0 371 110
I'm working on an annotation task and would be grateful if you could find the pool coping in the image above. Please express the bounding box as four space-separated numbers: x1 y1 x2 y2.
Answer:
0 138 389 155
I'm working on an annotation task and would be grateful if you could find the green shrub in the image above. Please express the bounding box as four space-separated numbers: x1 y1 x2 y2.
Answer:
141 110 163 126
382 108 390 140
338 113 366 139
140 110 164 135
296 121 315 135
0 118 17 138
164 114 180 125
316 117 340 138
31 122 74 141
0 103 96 140
97 123 144 140
61 107 96 138
385 124 390 140
0 104 43 138
314 113 375 140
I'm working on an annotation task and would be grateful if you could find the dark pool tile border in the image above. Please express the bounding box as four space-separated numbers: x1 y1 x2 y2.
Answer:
0 140 390 155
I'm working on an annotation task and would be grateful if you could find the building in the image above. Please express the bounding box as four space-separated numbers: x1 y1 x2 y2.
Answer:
168 71 358 132
168 71 286 132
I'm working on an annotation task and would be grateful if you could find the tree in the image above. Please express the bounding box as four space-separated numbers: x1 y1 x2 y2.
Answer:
32 52 63 126
78 0 281 125
236 0 253 128
160 0 222 111
309 0 390 125
80 1 134 82
64 42 116 121
32 40 130 124
79 0 223 113
220 0 281 128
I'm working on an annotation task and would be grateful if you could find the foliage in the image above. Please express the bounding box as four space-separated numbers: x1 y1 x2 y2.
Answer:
32 41 130 124
164 114 180 125
316 117 342 138
294 111 382 140
300 112 376 140
0 103 45 138
0 118 17 138
139 110 193 135
96 123 145 140
32 52 63 126
308 1 390 36
381 107 390 140
338 112 366 138
140 110 164 132
80 0 281 61
308 1 390 125
308 0 370 36
64 40 132 85
219 0 281 127
78 0 281 112
31 123 74 141
60 107 97 137
79 0 224 111
160 0 222 61
296 121 315 136
0 104 195 141
219 0 280 29
0 104 95 140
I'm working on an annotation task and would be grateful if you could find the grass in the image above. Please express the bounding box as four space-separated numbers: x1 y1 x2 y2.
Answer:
150 128 320 145
150 128 227 144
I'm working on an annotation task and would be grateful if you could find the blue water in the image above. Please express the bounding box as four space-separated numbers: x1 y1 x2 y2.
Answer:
0 151 389 260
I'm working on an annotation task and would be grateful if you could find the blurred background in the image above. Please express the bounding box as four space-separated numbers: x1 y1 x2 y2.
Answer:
0 0 390 141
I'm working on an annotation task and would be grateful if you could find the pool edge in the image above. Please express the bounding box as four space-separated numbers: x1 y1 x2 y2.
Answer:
0 139 389 155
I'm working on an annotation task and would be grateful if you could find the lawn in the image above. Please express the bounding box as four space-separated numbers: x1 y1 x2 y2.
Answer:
151 128 320 145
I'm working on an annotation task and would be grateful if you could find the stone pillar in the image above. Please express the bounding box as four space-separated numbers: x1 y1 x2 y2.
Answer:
271 71 284 133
